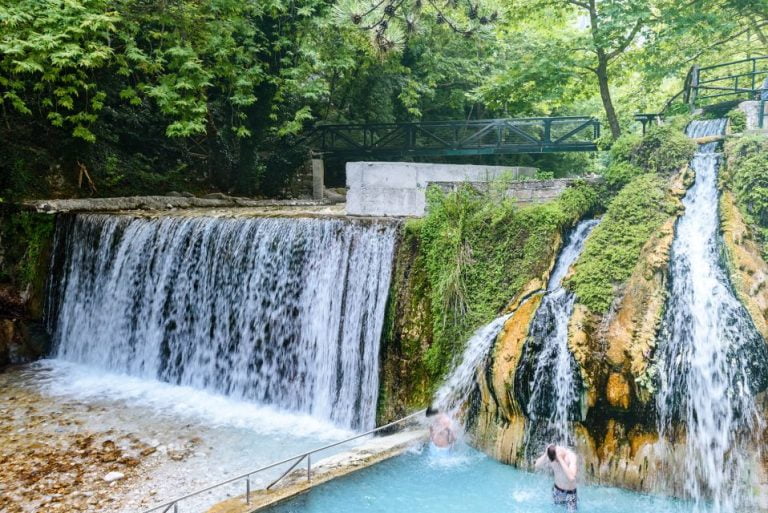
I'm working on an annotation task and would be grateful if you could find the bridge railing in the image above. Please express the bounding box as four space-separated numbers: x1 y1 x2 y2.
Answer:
306 116 600 157
686 56 768 110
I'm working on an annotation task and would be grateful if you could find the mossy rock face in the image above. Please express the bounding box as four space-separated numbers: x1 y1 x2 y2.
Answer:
377 181 601 423
377 227 436 424
721 138 768 343
565 172 683 314
0 209 55 367
468 162 691 494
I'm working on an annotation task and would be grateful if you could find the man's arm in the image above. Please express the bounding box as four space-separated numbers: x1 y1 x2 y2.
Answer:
533 451 549 470
557 452 578 481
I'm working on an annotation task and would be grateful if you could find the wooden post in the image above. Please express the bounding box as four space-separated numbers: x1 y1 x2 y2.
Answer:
312 156 324 201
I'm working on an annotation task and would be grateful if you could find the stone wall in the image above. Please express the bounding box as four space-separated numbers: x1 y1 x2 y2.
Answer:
345 162 536 217
432 178 595 206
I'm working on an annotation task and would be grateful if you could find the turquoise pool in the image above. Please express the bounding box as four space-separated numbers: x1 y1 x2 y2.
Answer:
267 445 694 513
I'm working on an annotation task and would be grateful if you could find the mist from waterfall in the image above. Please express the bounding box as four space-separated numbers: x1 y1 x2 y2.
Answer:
46 214 397 431
655 119 768 512
515 218 599 445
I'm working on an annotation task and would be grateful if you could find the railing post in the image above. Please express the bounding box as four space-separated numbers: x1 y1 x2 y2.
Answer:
543 119 551 145
760 99 765 129
689 65 700 112
311 154 324 201
753 58 757 91
307 453 311 483
246 477 251 505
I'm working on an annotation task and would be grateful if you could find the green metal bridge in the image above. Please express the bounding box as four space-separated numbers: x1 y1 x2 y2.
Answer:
305 116 600 158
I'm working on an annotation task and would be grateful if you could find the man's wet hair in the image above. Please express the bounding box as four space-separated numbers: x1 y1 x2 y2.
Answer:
547 444 556 461
426 405 439 417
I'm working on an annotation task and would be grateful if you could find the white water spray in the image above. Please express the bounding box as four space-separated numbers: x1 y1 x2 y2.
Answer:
433 314 512 414
434 219 598 429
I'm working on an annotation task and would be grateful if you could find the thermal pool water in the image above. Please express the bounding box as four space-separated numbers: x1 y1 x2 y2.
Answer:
267 446 697 513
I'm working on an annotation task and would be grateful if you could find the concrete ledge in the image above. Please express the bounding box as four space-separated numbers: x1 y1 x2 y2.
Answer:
206 429 428 513
21 196 331 214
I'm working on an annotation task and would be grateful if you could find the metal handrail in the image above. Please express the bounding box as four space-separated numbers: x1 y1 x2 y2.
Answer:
688 56 768 108
140 408 427 513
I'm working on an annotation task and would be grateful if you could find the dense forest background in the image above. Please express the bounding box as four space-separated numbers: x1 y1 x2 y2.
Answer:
0 0 766 200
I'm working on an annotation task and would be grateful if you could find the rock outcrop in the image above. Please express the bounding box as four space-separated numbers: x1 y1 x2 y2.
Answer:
721 190 768 340
0 210 54 368
469 168 690 494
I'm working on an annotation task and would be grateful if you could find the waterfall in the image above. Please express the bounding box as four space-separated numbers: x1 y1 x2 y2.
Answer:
46 214 397 431
655 119 768 512
515 218 600 444
433 313 512 414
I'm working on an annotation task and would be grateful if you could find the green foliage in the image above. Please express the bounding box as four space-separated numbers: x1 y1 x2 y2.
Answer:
1 0 764 200
413 181 601 378
566 174 678 313
0 212 54 287
727 108 747 133
724 137 768 258
632 126 695 175
603 160 645 187
601 125 695 187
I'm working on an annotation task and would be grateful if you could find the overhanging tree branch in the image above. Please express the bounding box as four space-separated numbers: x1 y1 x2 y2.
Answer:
606 17 643 61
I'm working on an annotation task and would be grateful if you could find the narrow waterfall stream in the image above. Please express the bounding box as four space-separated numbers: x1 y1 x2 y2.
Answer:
515 219 599 445
47 214 397 431
433 314 512 415
433 219 598 429
655 120 768 513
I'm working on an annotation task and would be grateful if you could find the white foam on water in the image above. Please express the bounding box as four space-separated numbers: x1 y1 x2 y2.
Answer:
35 359 353 440
425 442 484 469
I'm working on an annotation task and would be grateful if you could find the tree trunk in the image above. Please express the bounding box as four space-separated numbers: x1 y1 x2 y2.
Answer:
596 56 621 139
587 0 622 140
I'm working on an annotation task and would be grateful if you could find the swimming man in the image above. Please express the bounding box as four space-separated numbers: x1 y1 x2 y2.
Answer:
534 444 578 511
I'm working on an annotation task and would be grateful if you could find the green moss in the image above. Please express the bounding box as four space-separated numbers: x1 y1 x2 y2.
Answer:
0 211 55 318
724 136 768 259
565 174 678 313
603 161 645 188
377 224 437 423
726 108 747 133
1 212 54 286
602 125 695 187
414 181 601 379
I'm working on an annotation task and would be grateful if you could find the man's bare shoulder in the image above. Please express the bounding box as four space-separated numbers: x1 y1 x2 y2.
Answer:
558 446 577 464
